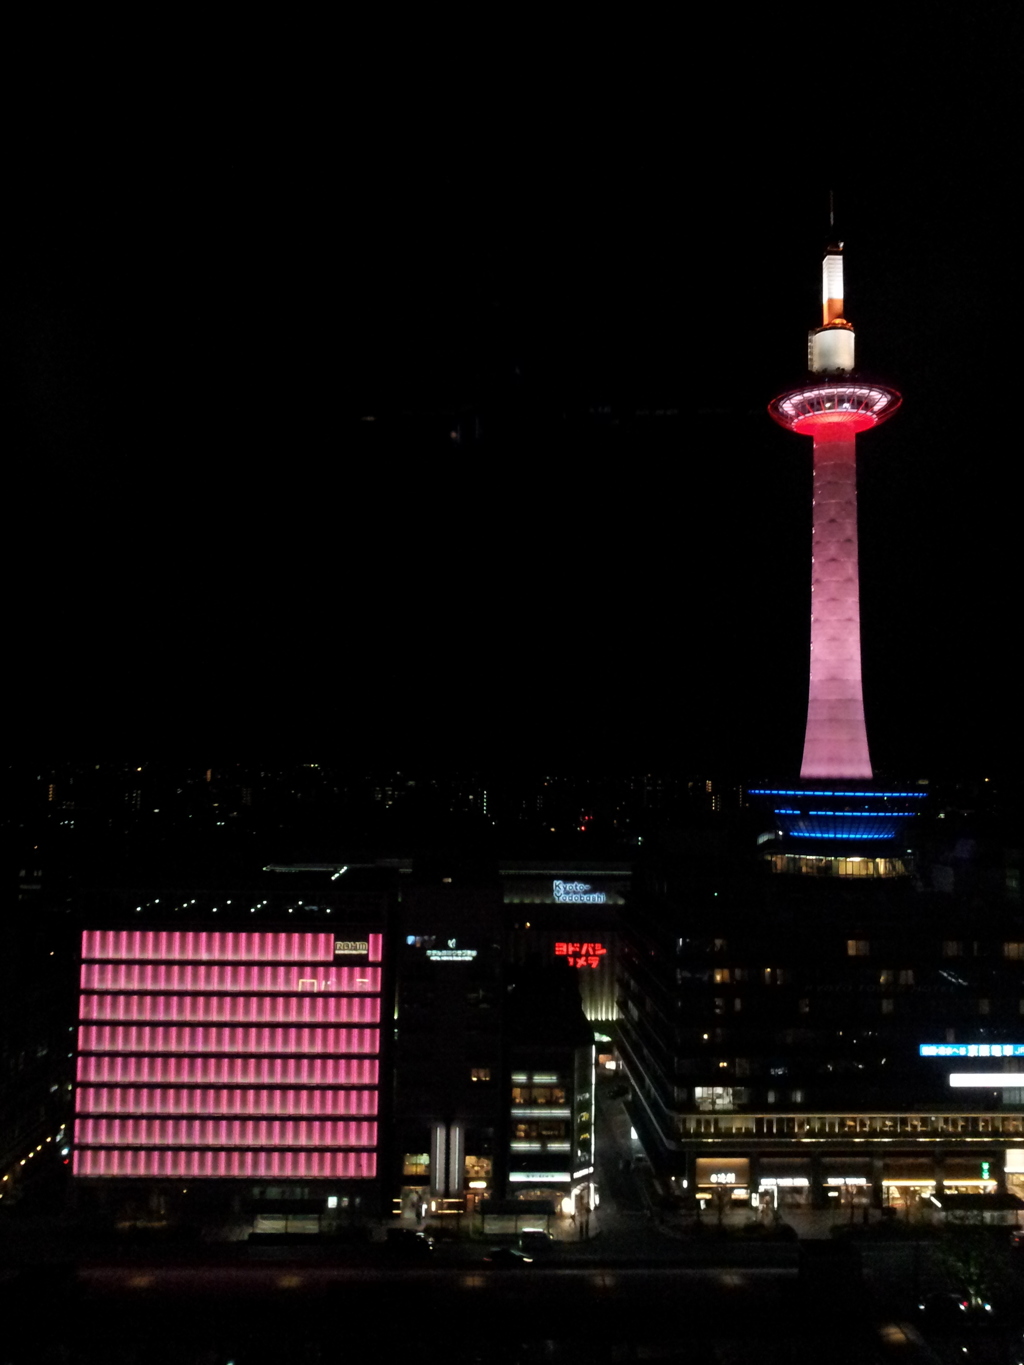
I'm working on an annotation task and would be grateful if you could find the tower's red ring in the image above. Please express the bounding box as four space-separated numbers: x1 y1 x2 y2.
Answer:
768 381 901 436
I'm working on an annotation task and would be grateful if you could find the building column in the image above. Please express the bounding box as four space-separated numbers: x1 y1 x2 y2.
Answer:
809 1150 828 1209
430 1120 466 1198
870 1156 884 1210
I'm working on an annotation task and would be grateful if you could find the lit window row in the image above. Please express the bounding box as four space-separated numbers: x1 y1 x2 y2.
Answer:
82 930 357 963
78 1025 380 1056
76 1118 378 1148
80 963 382 994
74 1148 377 1178
76 1087 379 1117
77 1055 379 1085
79 994 381 1025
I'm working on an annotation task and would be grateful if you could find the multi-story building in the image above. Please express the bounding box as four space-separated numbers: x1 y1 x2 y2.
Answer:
70 873 393 1229
618 830 1024 1214
392 859 506 1219
506 961 596 1217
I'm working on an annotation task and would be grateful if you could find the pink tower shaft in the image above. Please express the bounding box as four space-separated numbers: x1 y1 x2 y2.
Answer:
801 424 873 778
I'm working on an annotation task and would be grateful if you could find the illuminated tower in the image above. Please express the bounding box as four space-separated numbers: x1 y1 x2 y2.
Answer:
769 241 900 777
752 234 924 861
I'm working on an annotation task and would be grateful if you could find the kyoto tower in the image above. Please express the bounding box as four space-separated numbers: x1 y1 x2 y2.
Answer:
769 237 899 777
753 227 925 862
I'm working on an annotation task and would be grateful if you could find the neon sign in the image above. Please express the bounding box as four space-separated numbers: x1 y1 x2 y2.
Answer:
920 1043 1024 1058
552 880 606 904
555 941 607 969
410 935 478 962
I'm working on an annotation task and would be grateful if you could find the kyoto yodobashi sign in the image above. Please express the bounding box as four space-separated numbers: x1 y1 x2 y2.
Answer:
552 880 606 904
555 941 607 969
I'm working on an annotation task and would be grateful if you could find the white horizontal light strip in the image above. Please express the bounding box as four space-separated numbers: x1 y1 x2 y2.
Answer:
511 1108 570 1119
509 1172 570 1182
949 1073 1024 1088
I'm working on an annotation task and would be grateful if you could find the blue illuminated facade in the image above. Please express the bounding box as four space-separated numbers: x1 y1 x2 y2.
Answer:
749 784 924 848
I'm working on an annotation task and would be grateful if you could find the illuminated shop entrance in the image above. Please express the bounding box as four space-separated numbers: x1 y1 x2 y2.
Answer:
695 1158 750 1211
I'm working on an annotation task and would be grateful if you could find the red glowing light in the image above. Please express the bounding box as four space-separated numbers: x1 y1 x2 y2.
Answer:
767 383 900 437
790 410 878 435
554 941 607 969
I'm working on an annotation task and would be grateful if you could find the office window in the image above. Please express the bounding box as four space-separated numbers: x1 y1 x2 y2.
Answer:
713 968 731 984
879 970 894 987
471 1068 491 1083
978 999 990 1015
847 940 870 957
1003 943 1024 960
881 998 894 1015
694 1086 734 1111
942 941 963 957
898 970 915 986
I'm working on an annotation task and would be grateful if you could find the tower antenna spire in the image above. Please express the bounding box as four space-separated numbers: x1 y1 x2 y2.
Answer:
829 189 834 231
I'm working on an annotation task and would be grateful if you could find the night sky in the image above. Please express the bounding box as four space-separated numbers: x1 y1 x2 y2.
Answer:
13 43 1020 779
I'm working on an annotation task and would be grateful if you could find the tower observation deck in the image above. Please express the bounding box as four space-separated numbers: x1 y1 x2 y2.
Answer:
753 237 921 866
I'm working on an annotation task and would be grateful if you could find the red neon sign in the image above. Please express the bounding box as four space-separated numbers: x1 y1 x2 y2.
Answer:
554 941 607 969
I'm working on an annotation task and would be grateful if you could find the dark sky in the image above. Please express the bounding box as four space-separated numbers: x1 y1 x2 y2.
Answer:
12 49 1021 778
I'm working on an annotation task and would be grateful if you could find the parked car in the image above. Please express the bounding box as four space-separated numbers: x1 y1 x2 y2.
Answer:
384 1228 434 1259
518 1230 555 1254
917 1292 993 1325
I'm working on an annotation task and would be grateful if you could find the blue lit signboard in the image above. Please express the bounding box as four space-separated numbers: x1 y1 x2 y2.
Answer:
919 1043 1024 1058
553 880 606 904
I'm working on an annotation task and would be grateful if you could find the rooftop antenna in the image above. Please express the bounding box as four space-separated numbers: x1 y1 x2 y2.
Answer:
829 189 835 231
